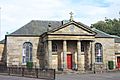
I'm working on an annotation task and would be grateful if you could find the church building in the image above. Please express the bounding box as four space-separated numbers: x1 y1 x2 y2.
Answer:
0 14 120 71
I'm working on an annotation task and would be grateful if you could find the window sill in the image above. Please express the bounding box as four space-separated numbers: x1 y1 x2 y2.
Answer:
52 52 57 55
94 62 103 65
81 52 84 55
22 63 26 65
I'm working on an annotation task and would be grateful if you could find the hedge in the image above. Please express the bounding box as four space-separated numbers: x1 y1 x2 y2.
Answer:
108 61 114 70
26 62 33 69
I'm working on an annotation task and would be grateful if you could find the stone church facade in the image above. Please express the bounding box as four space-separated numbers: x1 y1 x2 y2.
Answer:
0 16 120 71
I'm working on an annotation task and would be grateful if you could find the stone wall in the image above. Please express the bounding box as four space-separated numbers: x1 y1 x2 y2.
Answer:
5 35 117 70
6 36 40 67
0 44 4 61
115 43 120 53
114 43 120 68
95 38 115 69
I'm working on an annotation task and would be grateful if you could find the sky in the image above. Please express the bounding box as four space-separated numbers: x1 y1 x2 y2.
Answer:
0 0 120 40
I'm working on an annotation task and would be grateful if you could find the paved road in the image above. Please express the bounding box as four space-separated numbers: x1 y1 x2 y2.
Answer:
0 75 45 80
56 72 120 80
0 72 120 80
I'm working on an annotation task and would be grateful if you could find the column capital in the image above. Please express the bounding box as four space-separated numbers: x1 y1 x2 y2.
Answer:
47 40 52 41
77 40 82 41
91 40 95 42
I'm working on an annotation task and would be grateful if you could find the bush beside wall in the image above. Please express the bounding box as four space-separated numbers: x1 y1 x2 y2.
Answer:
108 61 114 70
26 62 33 69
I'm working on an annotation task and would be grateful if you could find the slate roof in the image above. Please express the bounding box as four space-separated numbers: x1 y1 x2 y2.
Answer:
0 20 118 43
91 28 113 38
114 37 120 43
92 28 120 43
0 39 5 44
11 20 62 35
10 20 113 38
110 35 120 43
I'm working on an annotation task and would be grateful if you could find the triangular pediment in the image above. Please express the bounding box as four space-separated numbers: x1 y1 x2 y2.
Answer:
48 21 96 35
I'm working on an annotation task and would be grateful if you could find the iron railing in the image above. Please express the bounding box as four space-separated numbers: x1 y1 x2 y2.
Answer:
0 66 55 80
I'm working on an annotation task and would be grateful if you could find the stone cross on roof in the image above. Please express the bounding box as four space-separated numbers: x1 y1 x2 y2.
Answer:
69 12 73 21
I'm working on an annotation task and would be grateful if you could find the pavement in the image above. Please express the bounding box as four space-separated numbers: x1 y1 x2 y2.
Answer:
56 72 120 80
0 75 45 80
0 72 120 80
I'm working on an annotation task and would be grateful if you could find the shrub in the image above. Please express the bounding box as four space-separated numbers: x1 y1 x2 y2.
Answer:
108 61 114 70
26 62 33 69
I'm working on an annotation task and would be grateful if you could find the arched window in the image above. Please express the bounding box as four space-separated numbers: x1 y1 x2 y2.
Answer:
95 43 103 63
52 43 57 52
22 42 33 63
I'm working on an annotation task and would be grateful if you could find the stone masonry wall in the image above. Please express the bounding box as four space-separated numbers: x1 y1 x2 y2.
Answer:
114 43 120 68
6 36 40 67
0 44 4 61
115 43 120 53
95 38 115 69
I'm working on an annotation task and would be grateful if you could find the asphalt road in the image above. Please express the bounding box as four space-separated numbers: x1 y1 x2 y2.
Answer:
56 72 120 80
0 72 120 80
0 75 45 80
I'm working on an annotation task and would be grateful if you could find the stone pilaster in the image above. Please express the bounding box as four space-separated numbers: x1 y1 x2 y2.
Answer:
91 41 95 70
63 40 67 69
77 40 82 70
61 52 63 69
89 41 92 70
48 40 52 68
84 42 89 70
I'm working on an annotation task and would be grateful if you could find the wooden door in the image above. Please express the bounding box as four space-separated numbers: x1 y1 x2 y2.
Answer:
67 54 72 69
117 57 120 68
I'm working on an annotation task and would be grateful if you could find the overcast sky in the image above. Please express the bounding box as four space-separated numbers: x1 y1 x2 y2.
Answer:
0 0 120 40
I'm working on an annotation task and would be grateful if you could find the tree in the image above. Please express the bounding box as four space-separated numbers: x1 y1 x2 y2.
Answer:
91 18 120 36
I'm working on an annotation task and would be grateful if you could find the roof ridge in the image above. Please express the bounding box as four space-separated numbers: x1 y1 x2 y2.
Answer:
110 35 120 38
31 20 62 22
92 28 112 36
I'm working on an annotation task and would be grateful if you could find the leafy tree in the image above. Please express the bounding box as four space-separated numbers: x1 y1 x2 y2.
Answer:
91 18 120 36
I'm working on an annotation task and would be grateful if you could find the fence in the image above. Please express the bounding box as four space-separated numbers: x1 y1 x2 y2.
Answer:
0 66 55 80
